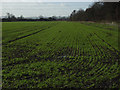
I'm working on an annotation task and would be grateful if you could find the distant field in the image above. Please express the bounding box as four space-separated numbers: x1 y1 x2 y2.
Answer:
2 21 119 88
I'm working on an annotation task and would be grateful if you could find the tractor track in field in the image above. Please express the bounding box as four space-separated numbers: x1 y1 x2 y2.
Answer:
87 33 119 86
2 23 58 45
93 32 119 54
81 23 119 54
87 33 119 62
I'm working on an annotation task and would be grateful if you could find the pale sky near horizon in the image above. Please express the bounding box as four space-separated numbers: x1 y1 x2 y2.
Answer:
1 0 96 2
1 2 94 17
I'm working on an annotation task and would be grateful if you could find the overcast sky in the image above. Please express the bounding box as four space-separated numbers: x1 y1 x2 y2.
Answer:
1 1 94 17
1 0 96 2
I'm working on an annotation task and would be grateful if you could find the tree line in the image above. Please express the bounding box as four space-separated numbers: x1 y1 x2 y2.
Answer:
2 13 68 22
69 2 120 22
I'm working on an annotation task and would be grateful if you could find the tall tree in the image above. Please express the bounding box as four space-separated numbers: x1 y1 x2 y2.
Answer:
69 2 120 22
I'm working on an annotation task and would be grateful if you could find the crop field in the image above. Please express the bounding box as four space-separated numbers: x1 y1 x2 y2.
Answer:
2 21 119 88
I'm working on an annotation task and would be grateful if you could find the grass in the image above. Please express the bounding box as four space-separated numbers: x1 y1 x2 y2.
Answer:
2 21 120 88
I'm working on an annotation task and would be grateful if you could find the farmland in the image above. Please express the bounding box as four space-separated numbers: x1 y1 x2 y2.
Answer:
2 21 119 88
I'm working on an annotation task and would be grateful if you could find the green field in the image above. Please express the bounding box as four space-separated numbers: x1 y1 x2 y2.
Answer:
2 21 119 88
